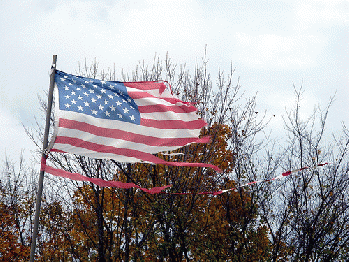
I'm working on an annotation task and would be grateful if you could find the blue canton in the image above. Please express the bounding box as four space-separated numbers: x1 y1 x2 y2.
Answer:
55 70 140 125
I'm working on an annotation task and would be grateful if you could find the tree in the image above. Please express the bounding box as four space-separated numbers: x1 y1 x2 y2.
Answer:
258 88 349 261
48 122 270 261
33 53 272 261
0 155 35 261
5 52 348 261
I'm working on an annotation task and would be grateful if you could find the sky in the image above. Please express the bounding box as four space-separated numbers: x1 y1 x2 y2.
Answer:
0 0 348 163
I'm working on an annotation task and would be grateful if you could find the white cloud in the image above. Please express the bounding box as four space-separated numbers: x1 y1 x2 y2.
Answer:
295 0 349 31
233 32 327 69
17 0 208 71
0 108 34 161
255 84 321 136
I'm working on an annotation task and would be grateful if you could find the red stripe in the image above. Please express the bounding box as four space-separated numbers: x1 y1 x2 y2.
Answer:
282 171 292 176
53 136 221 172
128 91 193 106
141 118 207 129
43 157 329 195
138 104 197 113
59 119 210 146
51 149 65 154
124 82 166 94
42 163 171 194
40 156 47 171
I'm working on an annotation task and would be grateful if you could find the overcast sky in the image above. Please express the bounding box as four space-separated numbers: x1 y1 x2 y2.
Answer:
0 0 348 162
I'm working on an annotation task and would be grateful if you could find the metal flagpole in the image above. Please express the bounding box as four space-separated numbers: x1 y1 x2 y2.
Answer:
30 55 57 262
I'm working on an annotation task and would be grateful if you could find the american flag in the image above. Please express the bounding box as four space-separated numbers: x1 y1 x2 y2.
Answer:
49 70 219 171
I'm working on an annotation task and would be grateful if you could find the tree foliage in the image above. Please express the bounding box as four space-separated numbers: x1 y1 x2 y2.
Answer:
0 156 34 261
1 53 348 261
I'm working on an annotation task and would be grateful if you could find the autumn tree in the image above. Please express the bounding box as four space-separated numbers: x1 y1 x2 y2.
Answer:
28 53 272 261
0 155 35 261
9 52 349 261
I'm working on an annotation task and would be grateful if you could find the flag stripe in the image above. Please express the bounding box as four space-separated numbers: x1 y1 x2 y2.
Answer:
54 128 181 154
59 118 210 148
126 86 172 99
138 104 197 113
52 136 221 171
58 111 202 138
51 147 141 163
124 82 167 93
53 136 176 159
129 94 174 107
129 90 197 112
42 161 171 194
141 111 201 122
141 118 207 129
50 71 220 173
128 90 193 106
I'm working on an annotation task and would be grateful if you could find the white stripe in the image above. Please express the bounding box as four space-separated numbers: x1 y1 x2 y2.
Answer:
141 111 200 121
127 87 185 107
54 127 182 153
126 86 175 100
58 111 201 138
133 97 176 107
52 143 143 163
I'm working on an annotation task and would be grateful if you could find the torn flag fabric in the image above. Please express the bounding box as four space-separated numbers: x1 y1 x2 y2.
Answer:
48 70 219 171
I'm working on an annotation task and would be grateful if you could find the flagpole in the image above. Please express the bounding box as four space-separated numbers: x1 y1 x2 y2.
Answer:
30 55 57 262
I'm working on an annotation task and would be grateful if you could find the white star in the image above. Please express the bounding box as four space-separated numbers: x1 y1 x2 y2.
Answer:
72 79 77 83
93 85 98 88
116 101 122 106
105 111 110 117
76 87 81 91
117 114 123 118
127 98 132 103
101 89 106 94
81 84 86 88
89 89 94 93
65 103 71 108
108 94 113 99
92 110 98 115
101 80 106 85
83 92 89 96
60 78 66 81
123 108 129 114
96 95 102 99
71 91 76 96
85 81 89 84
91 98 97 103
78 106 84 111
64 86 69 91
130 115 135 121
109 84 114 89
104 100 109 105
99 104 104 110
110 105 116 111
78 95 83 100
64 75 68 78
84 102 90 107
68 83 72 86
71 99 77 104
64 95 70 99
122 99 127 103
